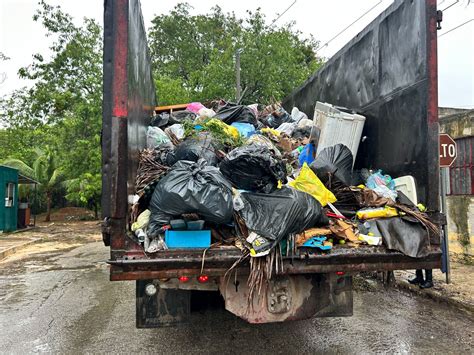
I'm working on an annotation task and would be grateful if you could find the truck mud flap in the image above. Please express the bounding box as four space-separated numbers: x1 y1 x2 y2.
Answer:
219 273 353 323
136 280 190 328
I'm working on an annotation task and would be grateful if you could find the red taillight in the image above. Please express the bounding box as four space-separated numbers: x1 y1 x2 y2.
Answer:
178 276 190 283
197 275 209 283
336 271 345 276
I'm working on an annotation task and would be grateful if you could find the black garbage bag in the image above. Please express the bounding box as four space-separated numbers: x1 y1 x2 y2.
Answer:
150 145 174 165
291 126 312 140
214 102 258 126
351 168 370 186
150 112 170 127
167 133 218 166
310 144 353 186
238 187 329 242
147 159 233 237
219 143 287 193
169 110 197 124
374 216 430 258
264 108 294 128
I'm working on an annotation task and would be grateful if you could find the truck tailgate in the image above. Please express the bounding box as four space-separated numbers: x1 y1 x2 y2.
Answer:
107 246 442 281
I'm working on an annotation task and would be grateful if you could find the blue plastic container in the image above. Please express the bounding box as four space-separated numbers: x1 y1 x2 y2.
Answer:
164 230 211 248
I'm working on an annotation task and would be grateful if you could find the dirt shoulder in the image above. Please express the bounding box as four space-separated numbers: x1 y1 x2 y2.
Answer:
0 221 101 263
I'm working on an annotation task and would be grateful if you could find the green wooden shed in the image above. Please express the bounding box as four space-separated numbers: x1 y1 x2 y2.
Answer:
0 165 19 232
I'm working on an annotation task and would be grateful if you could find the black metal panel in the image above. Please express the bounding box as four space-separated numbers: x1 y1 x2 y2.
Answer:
127 0 156 196
102 0 156 248
101 0 114 218
282 0 439 209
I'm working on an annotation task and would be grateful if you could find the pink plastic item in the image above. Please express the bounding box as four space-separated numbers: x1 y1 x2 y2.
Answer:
186 102 205 114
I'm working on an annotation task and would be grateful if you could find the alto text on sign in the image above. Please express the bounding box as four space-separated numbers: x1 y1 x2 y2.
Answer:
439 133 457 167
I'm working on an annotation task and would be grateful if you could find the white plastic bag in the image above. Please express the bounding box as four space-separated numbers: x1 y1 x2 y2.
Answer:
276 122 297 136
198 107 216 118
165 124 185 140
297 118 313 128
146 126 171 149
291 107 308 123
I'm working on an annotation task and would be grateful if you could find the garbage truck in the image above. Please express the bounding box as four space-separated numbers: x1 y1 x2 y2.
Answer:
102 0 444 327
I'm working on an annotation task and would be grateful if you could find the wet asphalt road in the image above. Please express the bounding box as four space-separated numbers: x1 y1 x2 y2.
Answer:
0 242 473 354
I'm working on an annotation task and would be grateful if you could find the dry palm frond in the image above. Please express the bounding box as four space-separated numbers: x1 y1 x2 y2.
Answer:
247 245 283 310
135 148 170 195
166 130 181 146
130 202 140 224
394 203 440 237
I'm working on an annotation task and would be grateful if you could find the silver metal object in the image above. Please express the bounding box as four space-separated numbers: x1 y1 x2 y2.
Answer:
144 283 157 296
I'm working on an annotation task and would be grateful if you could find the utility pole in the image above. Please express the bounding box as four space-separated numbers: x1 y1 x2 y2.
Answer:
235 49 242 102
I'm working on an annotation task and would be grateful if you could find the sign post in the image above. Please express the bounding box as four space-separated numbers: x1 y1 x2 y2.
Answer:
439 133 457 284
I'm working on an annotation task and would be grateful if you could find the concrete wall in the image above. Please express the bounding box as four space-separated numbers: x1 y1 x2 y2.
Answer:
439 108 474 261
439 108 473 138
446 196 474 260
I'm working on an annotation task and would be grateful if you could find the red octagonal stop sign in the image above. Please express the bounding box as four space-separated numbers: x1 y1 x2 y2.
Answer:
439 133 457 167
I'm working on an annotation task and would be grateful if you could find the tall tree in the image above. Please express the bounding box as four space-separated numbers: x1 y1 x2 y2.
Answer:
148 4 323 105
0 1 102 213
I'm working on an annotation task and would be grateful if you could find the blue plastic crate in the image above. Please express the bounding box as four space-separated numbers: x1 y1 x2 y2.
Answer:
164 230 211 249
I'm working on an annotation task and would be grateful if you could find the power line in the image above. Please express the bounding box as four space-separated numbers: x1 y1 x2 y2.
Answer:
270 0 297 27
316 0 383 53
442 0 459 11
438 18 473 37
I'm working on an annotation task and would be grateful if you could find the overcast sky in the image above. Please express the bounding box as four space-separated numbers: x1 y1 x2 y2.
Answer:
0 0 473 108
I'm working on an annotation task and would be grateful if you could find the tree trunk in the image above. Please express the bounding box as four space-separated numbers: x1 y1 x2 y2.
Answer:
93 201 98 220
45 193 52 222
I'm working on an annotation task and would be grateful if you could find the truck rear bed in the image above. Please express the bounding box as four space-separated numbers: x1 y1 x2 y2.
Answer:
102 0 442 281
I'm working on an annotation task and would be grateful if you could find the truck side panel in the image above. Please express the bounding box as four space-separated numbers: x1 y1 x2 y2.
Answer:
283 0 439 210
102 0 156 253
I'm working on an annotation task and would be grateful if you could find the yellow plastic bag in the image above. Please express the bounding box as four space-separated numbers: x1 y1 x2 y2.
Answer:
261 127 280 137
204 119 239 139
131 209 151 232
356 206 398 220
288 163 336 206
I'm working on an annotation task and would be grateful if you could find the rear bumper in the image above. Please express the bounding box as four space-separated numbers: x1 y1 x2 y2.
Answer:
107 245 442 281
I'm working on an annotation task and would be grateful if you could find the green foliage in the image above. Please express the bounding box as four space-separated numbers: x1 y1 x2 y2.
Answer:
182 118 244 150
154 75 192 104
65 173 101 218
148 4 323 105
0 1 102 213
0 1 323 217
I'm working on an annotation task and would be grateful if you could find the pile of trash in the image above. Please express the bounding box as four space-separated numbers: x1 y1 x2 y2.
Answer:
130 100 439 260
